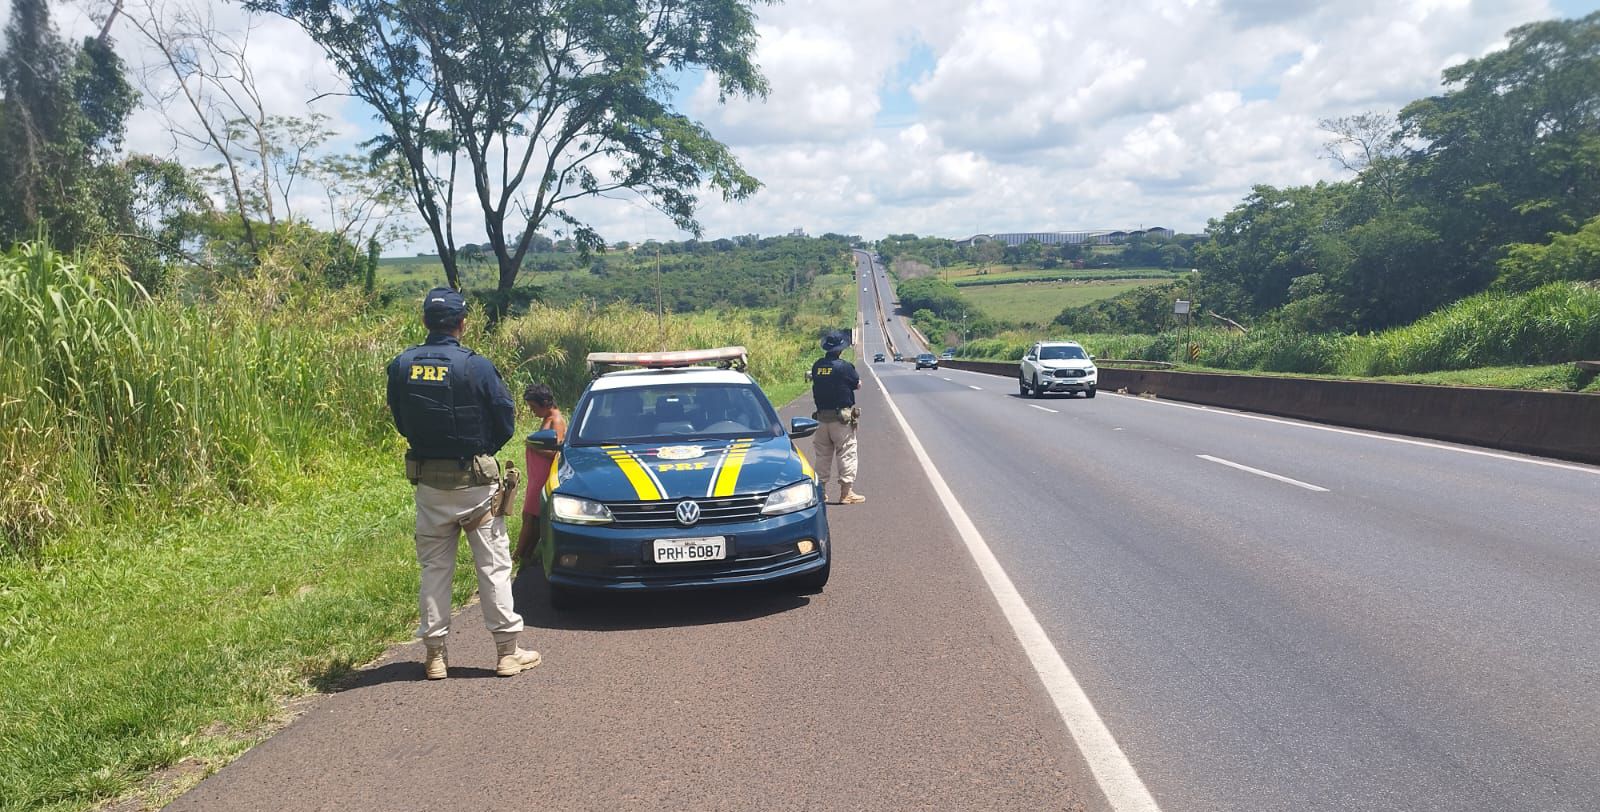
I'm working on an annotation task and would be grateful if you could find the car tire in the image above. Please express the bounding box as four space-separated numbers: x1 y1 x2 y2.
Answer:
1086 386 1097 399
792 561 830 593
1032 375 1044 398
1018 374 1028 396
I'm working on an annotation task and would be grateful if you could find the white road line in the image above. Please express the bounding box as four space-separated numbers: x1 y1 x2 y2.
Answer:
1108 392 1600 477
1029 405 1059 413
1197 454 1329 492
868 364 1162 812
942 377 952 382
968 385 983 391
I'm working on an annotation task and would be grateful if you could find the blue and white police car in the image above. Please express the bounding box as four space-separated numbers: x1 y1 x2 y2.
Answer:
526 347 830 609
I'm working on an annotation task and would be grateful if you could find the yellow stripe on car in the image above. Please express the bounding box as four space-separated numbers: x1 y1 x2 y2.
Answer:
712 439 755 497
604 445 663 501
793 444 816 482
544 452 562 494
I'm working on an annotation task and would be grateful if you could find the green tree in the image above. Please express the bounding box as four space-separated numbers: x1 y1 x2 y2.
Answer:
248 0 768 303
1400 13 1600 288
1495 214 1600 291
0 0 137 247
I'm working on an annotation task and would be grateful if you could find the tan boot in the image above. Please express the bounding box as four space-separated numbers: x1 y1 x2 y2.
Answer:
495 639 542 677
423 640 448 680
840 484 866 504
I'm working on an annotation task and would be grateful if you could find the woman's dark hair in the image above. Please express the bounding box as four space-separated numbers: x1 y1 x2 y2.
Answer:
523 382 555 407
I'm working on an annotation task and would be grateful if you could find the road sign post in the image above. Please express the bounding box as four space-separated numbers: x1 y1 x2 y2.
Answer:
1174 299 1194 364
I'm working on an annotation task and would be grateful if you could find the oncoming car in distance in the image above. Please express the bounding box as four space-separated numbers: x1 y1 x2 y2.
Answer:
915 353 939 370
526 347 830 609
873 352 886 363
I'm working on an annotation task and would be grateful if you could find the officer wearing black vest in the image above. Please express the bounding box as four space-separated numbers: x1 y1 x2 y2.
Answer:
810 332 865 504
386 287 540 680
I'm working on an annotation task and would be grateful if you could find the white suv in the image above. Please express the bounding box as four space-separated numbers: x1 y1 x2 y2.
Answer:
1019 341 1098 399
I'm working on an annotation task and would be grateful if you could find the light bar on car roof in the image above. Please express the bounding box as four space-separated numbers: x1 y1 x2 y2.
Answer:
586 346 748 375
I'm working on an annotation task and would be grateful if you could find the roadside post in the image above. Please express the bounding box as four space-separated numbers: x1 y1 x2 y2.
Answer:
1174 299 1194 362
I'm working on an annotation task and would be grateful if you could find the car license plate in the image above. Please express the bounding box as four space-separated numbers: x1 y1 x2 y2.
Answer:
652 537 727 564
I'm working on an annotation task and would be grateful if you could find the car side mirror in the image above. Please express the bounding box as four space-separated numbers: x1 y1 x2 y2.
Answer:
526 428 560 451
789 417 819 439
1089 355 1096 361
1025 354 1036 361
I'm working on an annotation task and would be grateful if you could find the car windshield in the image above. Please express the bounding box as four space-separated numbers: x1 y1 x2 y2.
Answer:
571 382 781 445
918 354 933 360
1039 345 1087 361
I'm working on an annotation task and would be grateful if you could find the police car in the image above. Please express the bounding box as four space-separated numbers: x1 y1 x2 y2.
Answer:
526 347 830 608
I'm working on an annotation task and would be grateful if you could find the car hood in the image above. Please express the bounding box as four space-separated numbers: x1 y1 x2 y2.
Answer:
554 435 814 502
1041 359 1094 371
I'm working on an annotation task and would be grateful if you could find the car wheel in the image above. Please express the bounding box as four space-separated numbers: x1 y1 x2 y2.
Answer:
792 561 830 593
1086 386 1097 399
1018 374 1028 396
1032 375 1044 398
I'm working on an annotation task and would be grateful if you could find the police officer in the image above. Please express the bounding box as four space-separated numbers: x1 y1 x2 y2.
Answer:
810 331 865 504
386 287 540 680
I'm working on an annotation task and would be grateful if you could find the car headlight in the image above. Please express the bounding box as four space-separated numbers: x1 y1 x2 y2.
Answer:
550 494 614 525
761 481 817 516
1086 366 1096 375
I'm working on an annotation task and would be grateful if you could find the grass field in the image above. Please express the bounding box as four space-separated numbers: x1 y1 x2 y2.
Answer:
960 280 1165 324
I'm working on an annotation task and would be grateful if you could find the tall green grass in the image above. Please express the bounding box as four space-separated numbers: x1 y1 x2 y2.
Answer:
0 243 402 555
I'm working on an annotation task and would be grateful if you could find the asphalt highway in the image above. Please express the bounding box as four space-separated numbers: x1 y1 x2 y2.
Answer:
854 250 1600 810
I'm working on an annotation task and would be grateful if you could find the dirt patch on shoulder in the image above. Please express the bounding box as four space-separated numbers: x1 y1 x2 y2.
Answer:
891 258 933 279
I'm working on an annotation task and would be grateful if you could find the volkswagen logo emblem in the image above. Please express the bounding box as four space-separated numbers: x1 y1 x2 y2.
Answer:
675 500 701 526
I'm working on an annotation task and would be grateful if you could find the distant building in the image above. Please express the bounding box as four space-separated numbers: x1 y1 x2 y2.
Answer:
790 227 807 237
957 227 1175 247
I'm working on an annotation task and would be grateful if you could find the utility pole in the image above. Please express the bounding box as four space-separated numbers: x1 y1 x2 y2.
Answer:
655 245 665 350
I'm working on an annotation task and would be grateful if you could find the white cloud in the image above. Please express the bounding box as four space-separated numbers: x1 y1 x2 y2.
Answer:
6 0 1591 249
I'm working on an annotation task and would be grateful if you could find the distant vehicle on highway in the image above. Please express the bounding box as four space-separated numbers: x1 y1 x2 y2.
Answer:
1019 341 1098 399
893 352 903 362
873 352 886 363
915 353 939 370
939 350 954 360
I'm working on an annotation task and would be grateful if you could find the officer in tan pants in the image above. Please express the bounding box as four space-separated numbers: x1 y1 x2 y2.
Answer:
386 287 541 680
810 332 865 504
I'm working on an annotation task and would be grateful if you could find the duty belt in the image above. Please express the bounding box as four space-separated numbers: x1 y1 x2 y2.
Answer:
408 455 500 488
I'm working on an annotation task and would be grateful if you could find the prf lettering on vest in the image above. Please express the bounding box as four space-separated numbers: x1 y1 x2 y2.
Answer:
410 364 450 382
816 367 832 375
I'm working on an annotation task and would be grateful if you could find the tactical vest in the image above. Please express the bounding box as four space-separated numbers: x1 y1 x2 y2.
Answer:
395 342 486 458
811 356 856 409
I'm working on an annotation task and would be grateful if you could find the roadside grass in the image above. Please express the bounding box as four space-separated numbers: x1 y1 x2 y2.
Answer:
960 280 1163 325
0 459 474 812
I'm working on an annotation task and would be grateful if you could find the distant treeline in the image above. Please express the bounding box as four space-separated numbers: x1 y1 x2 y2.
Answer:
493 233 860 313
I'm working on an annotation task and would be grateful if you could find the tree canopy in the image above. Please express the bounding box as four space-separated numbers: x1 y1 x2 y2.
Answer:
247 0 770 301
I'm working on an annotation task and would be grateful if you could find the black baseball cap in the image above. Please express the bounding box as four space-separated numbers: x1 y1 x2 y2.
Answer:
422 287 467 320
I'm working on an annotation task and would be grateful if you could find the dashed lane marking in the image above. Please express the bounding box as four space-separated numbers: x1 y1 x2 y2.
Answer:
1197 454 1328 492
1029 405 1059 413
969 385 983 391
868 364 1163 812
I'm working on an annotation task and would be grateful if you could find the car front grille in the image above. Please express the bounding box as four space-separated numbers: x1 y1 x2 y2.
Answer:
606 494 767 527
1053 368 1085 378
